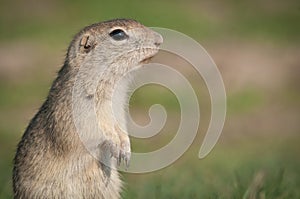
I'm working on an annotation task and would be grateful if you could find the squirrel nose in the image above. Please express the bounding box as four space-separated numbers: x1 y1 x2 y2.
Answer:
154 32 163 47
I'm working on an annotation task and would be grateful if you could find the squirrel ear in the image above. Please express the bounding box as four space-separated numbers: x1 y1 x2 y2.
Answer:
79 34 96 53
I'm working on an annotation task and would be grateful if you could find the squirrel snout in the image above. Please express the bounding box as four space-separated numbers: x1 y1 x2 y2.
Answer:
154 32 163 47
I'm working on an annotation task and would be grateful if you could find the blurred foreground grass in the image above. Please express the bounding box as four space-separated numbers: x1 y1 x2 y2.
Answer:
1 0 300 198
122 137 300 199
1 131 299 198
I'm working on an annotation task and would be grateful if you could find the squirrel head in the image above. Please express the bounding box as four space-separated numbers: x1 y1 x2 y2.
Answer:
66 19 163 75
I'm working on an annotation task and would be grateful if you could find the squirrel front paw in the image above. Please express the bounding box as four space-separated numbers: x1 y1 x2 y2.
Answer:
115 125 131 168
99 139 118 166
118 139 131 168
98 137 131 168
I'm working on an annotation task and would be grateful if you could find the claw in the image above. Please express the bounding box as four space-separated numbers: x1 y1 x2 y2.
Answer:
125 152 131 168
117 151 122 166
118 149 131 168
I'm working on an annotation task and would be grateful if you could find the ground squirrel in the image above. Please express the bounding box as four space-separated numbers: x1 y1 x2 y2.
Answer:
13 19 163 199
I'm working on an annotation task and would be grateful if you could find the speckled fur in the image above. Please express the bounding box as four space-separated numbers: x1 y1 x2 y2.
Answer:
13 19 162 199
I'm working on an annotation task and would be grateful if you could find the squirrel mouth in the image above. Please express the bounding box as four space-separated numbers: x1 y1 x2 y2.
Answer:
140 56 155 64
139 49 160 64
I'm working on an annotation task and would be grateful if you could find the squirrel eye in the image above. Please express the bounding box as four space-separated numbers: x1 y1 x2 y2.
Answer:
109 29 128 41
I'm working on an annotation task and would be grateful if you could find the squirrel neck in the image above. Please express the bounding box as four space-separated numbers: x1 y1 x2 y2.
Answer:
40 59 131 155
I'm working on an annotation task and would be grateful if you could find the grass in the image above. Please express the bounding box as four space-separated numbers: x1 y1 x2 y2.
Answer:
227 88 265 115
121 137 300 199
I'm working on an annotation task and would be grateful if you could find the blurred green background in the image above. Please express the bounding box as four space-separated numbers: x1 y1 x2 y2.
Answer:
1 0 300 198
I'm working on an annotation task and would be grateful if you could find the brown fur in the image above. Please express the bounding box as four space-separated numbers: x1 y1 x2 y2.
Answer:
13 19 162 199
